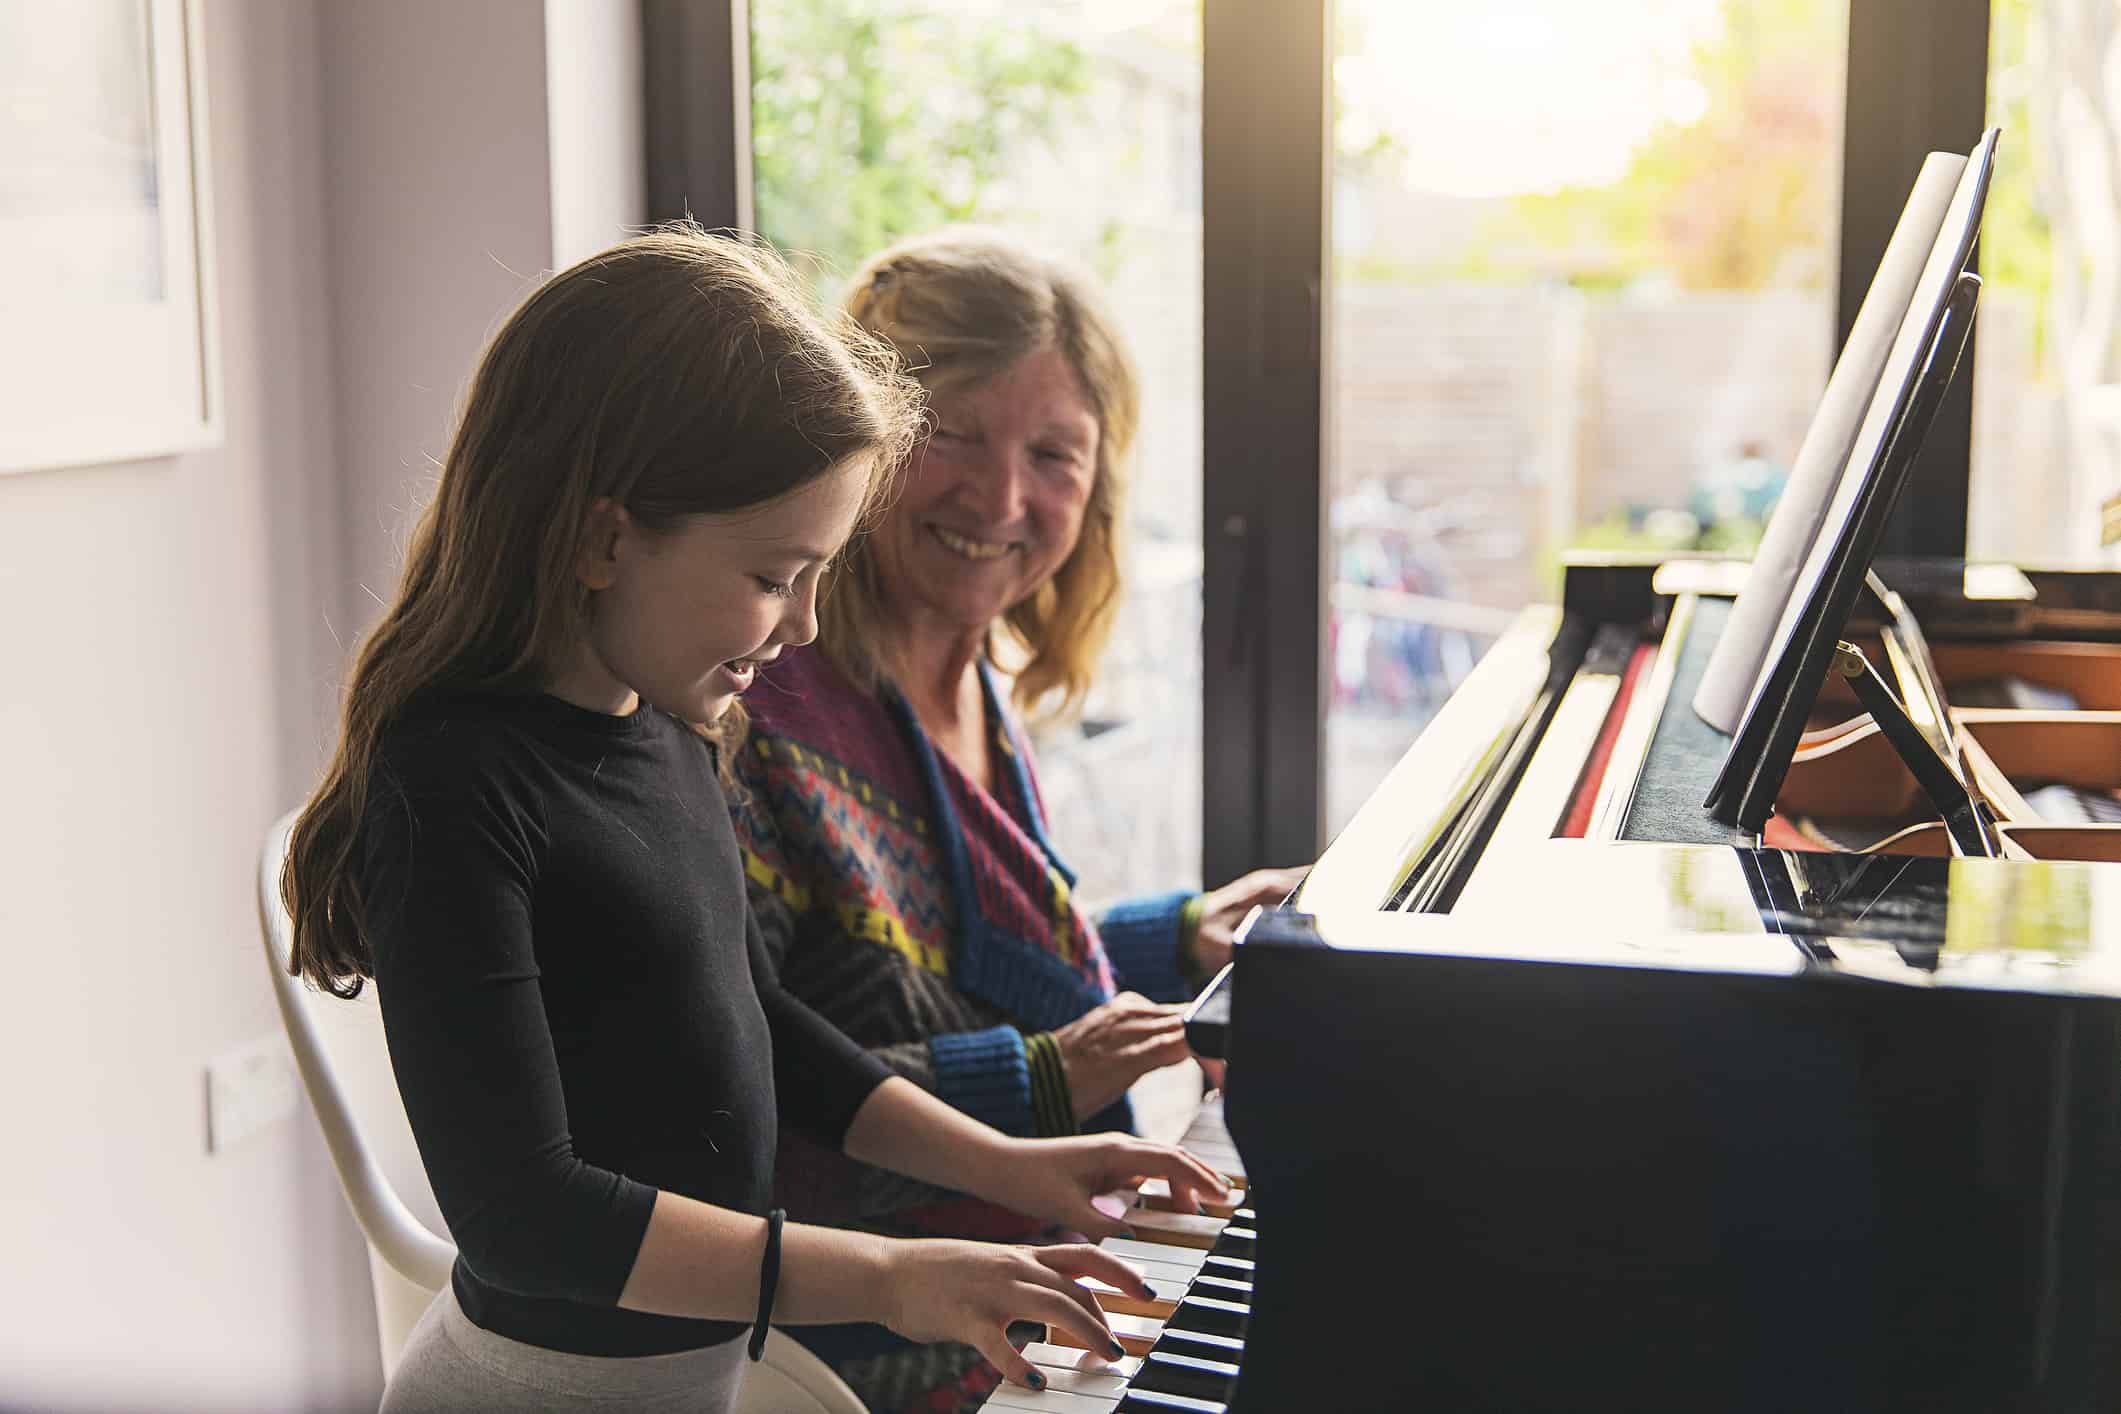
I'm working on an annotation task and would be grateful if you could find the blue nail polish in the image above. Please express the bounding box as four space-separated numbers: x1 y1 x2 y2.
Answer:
1108 1338 1128 1360
1026 1368 1046 1391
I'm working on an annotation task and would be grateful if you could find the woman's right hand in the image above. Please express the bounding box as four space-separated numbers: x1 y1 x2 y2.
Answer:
878 1239 1150 1390
1052 992 1194 1122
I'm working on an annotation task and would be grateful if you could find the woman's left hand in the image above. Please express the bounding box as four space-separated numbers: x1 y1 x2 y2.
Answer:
973 1134 1230 1239
1191 866 1310 975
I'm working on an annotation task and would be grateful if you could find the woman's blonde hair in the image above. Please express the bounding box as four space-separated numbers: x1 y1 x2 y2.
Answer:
826 226 1141 719
283 224 923 997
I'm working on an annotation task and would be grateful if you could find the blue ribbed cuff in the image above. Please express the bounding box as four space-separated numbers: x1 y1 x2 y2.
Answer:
928 1026 1036 1137
1097 889 1196 1002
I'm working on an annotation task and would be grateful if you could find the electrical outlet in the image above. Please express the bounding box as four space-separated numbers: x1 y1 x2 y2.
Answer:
205 1032 299 1154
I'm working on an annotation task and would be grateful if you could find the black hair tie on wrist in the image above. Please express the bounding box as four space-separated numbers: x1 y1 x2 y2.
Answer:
748 1208 785 1362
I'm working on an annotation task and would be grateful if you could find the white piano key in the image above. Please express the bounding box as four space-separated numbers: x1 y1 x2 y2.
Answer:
1181 1109 1230 1139
1181 1148 1244 1177
1122 1209 1227 1249
1016 1362 1133 1397
1047 1308 1166 1357
1081 1277 1182 1320
1100 1253 1205 1286
1182 1109 1228 1142
1136 1177 1246 1217
1099 1311 1168 1343
1021 1343 1141 1380
1102 1236 1208 1269
1181 1123 1230 1151
1179 1136 1238 1161
1084 1273 1188 1304
982 1383 1119 1413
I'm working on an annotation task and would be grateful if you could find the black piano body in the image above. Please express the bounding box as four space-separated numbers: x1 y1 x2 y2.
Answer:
1219 557 2121 1413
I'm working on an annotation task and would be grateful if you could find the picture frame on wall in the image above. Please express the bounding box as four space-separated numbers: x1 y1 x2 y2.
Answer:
0 0 220 476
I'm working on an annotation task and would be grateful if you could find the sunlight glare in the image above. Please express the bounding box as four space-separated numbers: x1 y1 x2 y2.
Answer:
1339 0 1726 198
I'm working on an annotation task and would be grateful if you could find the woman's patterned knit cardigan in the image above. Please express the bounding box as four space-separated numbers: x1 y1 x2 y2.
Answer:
730 648 1197 1412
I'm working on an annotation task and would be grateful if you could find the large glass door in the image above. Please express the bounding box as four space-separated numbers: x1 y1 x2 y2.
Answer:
1969 0 2121 564
1324 0 1851 832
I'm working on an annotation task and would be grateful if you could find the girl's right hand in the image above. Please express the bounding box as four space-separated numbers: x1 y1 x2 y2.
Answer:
878 1238 1152 1390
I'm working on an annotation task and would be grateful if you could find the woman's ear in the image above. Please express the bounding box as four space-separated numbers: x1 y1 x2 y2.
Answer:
575 497 628 592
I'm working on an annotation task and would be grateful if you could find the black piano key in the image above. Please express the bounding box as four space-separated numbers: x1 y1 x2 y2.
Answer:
1207 1226 1256 1260
1150 1327 1245 1361
1166 1295 1249 1338
1199 1254 1253 1280
1132 1350 1241 1403
1188 1273 1253 1302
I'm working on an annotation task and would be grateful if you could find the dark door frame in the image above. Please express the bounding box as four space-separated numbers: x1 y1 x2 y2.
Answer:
1200 0 1332 884
642 0 751 230
1839 0 1991 560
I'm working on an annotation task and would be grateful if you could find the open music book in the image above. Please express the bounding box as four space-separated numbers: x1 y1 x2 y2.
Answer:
1692 137 1993 734
1702 128 2000 833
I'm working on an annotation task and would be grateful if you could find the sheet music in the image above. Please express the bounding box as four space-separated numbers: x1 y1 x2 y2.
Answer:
1691 152 1967 733
1718 132 1996 766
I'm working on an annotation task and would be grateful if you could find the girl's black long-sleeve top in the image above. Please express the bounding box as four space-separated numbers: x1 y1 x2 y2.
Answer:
359 692 889 1356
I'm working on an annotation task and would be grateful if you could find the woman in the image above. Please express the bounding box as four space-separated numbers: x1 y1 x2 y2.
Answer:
730 227 1299 1412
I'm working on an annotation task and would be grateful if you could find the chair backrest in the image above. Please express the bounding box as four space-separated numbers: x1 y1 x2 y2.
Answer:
258 810 868 1411
258 809 455 1368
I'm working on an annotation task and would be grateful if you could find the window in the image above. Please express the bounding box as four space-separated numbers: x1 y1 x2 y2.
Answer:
1969 0 2121 564
749 0 1206 902
1325 0 1849 830
671 0 2008 877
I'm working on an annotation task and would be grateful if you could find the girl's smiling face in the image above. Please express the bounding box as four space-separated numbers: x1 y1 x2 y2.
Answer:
558 457 871 721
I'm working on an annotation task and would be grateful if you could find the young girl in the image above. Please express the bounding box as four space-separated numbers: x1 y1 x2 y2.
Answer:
283 227 1224 1414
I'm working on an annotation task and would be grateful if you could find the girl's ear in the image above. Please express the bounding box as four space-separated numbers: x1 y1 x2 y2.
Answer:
575 497 628 592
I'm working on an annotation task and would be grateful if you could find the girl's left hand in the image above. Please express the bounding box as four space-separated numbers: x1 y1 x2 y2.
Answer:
975 1134 1230 1238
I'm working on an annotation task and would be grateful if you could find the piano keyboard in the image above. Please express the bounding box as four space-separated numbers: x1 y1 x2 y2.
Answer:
982 1096 1252 1413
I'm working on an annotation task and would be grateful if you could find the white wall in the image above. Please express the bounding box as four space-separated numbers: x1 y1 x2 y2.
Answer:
319 0 557 641
0 1 374 1408
321 0 647 643
0 2 645 1407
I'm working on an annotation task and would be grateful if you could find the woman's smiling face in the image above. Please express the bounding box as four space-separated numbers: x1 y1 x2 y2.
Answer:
873 344 1099 641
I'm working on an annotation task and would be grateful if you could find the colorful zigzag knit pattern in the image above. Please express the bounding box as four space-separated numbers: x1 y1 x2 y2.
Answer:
735 650 1114 1027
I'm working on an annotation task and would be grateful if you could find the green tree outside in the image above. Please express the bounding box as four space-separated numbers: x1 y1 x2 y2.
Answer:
749 0 1092 292
1454 0 2049 309
1471 0 1843 292
1983 0 2055 367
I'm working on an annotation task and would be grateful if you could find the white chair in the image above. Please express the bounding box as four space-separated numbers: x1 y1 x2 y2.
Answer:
258 809 866 1412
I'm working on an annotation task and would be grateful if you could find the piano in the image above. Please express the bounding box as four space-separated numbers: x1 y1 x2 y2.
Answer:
968 128 2121 1412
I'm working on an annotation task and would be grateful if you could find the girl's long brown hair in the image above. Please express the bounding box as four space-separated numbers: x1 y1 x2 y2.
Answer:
284 225 922 997
825 227 1141 720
